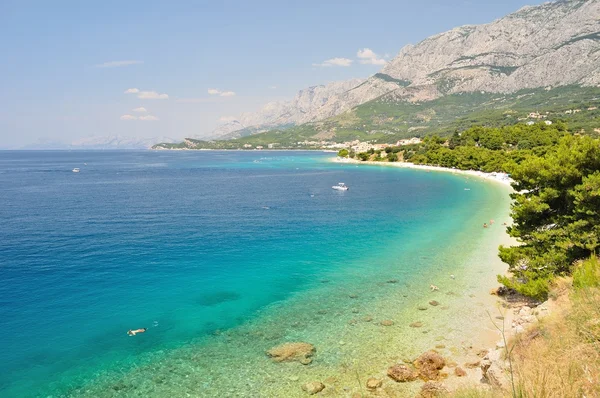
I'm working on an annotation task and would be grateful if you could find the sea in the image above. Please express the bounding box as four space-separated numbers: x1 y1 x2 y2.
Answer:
0 150 511 397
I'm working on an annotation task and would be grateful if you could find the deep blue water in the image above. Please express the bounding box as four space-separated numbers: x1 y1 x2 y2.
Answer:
0 150 504 397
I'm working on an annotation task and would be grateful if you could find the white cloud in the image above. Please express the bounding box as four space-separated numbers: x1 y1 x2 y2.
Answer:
132 107 147 113
312 57 353 67
137 91 169 100
357 48 387 65
139 115 159 121
124 88 168 99
208 88 236 97
269 85 278 89
95 60 143 68
120 114 137 120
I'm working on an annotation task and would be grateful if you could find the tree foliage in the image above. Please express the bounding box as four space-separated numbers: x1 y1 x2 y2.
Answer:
499 135 600 299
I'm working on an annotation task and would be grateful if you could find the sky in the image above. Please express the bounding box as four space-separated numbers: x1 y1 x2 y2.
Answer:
0 0 543 148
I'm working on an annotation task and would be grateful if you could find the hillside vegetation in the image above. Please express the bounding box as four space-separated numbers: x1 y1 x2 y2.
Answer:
154 86 600 150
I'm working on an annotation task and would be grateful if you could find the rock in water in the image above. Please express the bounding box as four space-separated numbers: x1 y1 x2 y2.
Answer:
380 320 394 326
366 377 382 390
429 300 440 307
414 351 446 381
387 364 418 382
267 342 315 364
302 381 325 395
418 382 448 398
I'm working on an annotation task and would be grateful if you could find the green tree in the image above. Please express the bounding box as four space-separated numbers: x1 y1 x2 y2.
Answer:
388 153 398 162
358 152 369 161
337 149 349 157
498 135 600 299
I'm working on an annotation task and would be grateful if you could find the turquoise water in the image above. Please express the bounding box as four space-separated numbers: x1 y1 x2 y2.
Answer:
0 151 510 397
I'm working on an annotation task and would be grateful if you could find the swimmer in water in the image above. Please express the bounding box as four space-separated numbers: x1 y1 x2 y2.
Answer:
127 328 147 336
483 223 488 228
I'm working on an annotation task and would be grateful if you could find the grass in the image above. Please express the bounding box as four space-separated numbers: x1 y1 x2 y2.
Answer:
452 257 600 398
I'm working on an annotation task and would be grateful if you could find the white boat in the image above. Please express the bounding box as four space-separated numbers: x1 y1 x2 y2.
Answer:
72 168 80 173
332 182 348 191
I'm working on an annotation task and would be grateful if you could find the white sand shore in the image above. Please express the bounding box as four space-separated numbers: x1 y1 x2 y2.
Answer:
332 157 514 187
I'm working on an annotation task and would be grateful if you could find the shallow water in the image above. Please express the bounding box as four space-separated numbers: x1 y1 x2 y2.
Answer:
0 151 511 397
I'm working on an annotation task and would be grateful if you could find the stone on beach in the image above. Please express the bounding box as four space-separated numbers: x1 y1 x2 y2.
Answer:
267 342 315 364
454 367 467 377
387 364 418 382
302 381 325 395
414 351 446 381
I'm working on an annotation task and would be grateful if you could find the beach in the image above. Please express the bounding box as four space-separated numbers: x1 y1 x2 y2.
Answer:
332 157 514 187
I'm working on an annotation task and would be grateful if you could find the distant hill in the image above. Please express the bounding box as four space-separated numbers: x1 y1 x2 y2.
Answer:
23 135 179 150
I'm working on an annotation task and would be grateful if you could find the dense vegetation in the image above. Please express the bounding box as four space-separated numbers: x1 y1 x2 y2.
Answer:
347 122 568 173
498 135 600 299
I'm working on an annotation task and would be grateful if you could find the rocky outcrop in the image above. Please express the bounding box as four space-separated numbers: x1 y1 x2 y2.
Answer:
266 342 315 365
371 0 600 101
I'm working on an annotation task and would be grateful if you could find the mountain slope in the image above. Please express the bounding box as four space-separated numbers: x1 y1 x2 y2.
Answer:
309 0 600 120
208 79 364 139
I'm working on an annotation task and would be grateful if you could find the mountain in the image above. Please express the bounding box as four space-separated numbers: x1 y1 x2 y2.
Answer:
23 135 179 150
308 0 600 118
159 0 600 149
208 79 364 139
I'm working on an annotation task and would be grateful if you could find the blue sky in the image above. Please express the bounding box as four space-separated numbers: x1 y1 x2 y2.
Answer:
0 0 542 148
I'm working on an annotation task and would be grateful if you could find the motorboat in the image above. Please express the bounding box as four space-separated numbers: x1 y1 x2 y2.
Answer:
332 182 348 191
72 168 80 173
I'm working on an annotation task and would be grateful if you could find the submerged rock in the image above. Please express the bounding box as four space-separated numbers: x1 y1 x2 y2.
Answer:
387 364 418 382
418 382 448 398
302 381 325 395
417 306 428 311
362 315 373 322
429 300 440 307
366 377 383 390
410 322 424 328
267 342 315 364
414 351 446 381
380 320 394 326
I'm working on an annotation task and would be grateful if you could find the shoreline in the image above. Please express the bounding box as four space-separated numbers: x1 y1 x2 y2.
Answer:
332 157 514 188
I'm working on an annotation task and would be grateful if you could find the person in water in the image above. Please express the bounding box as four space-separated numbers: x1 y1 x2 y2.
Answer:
127 328 147 336
483 223 488 228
